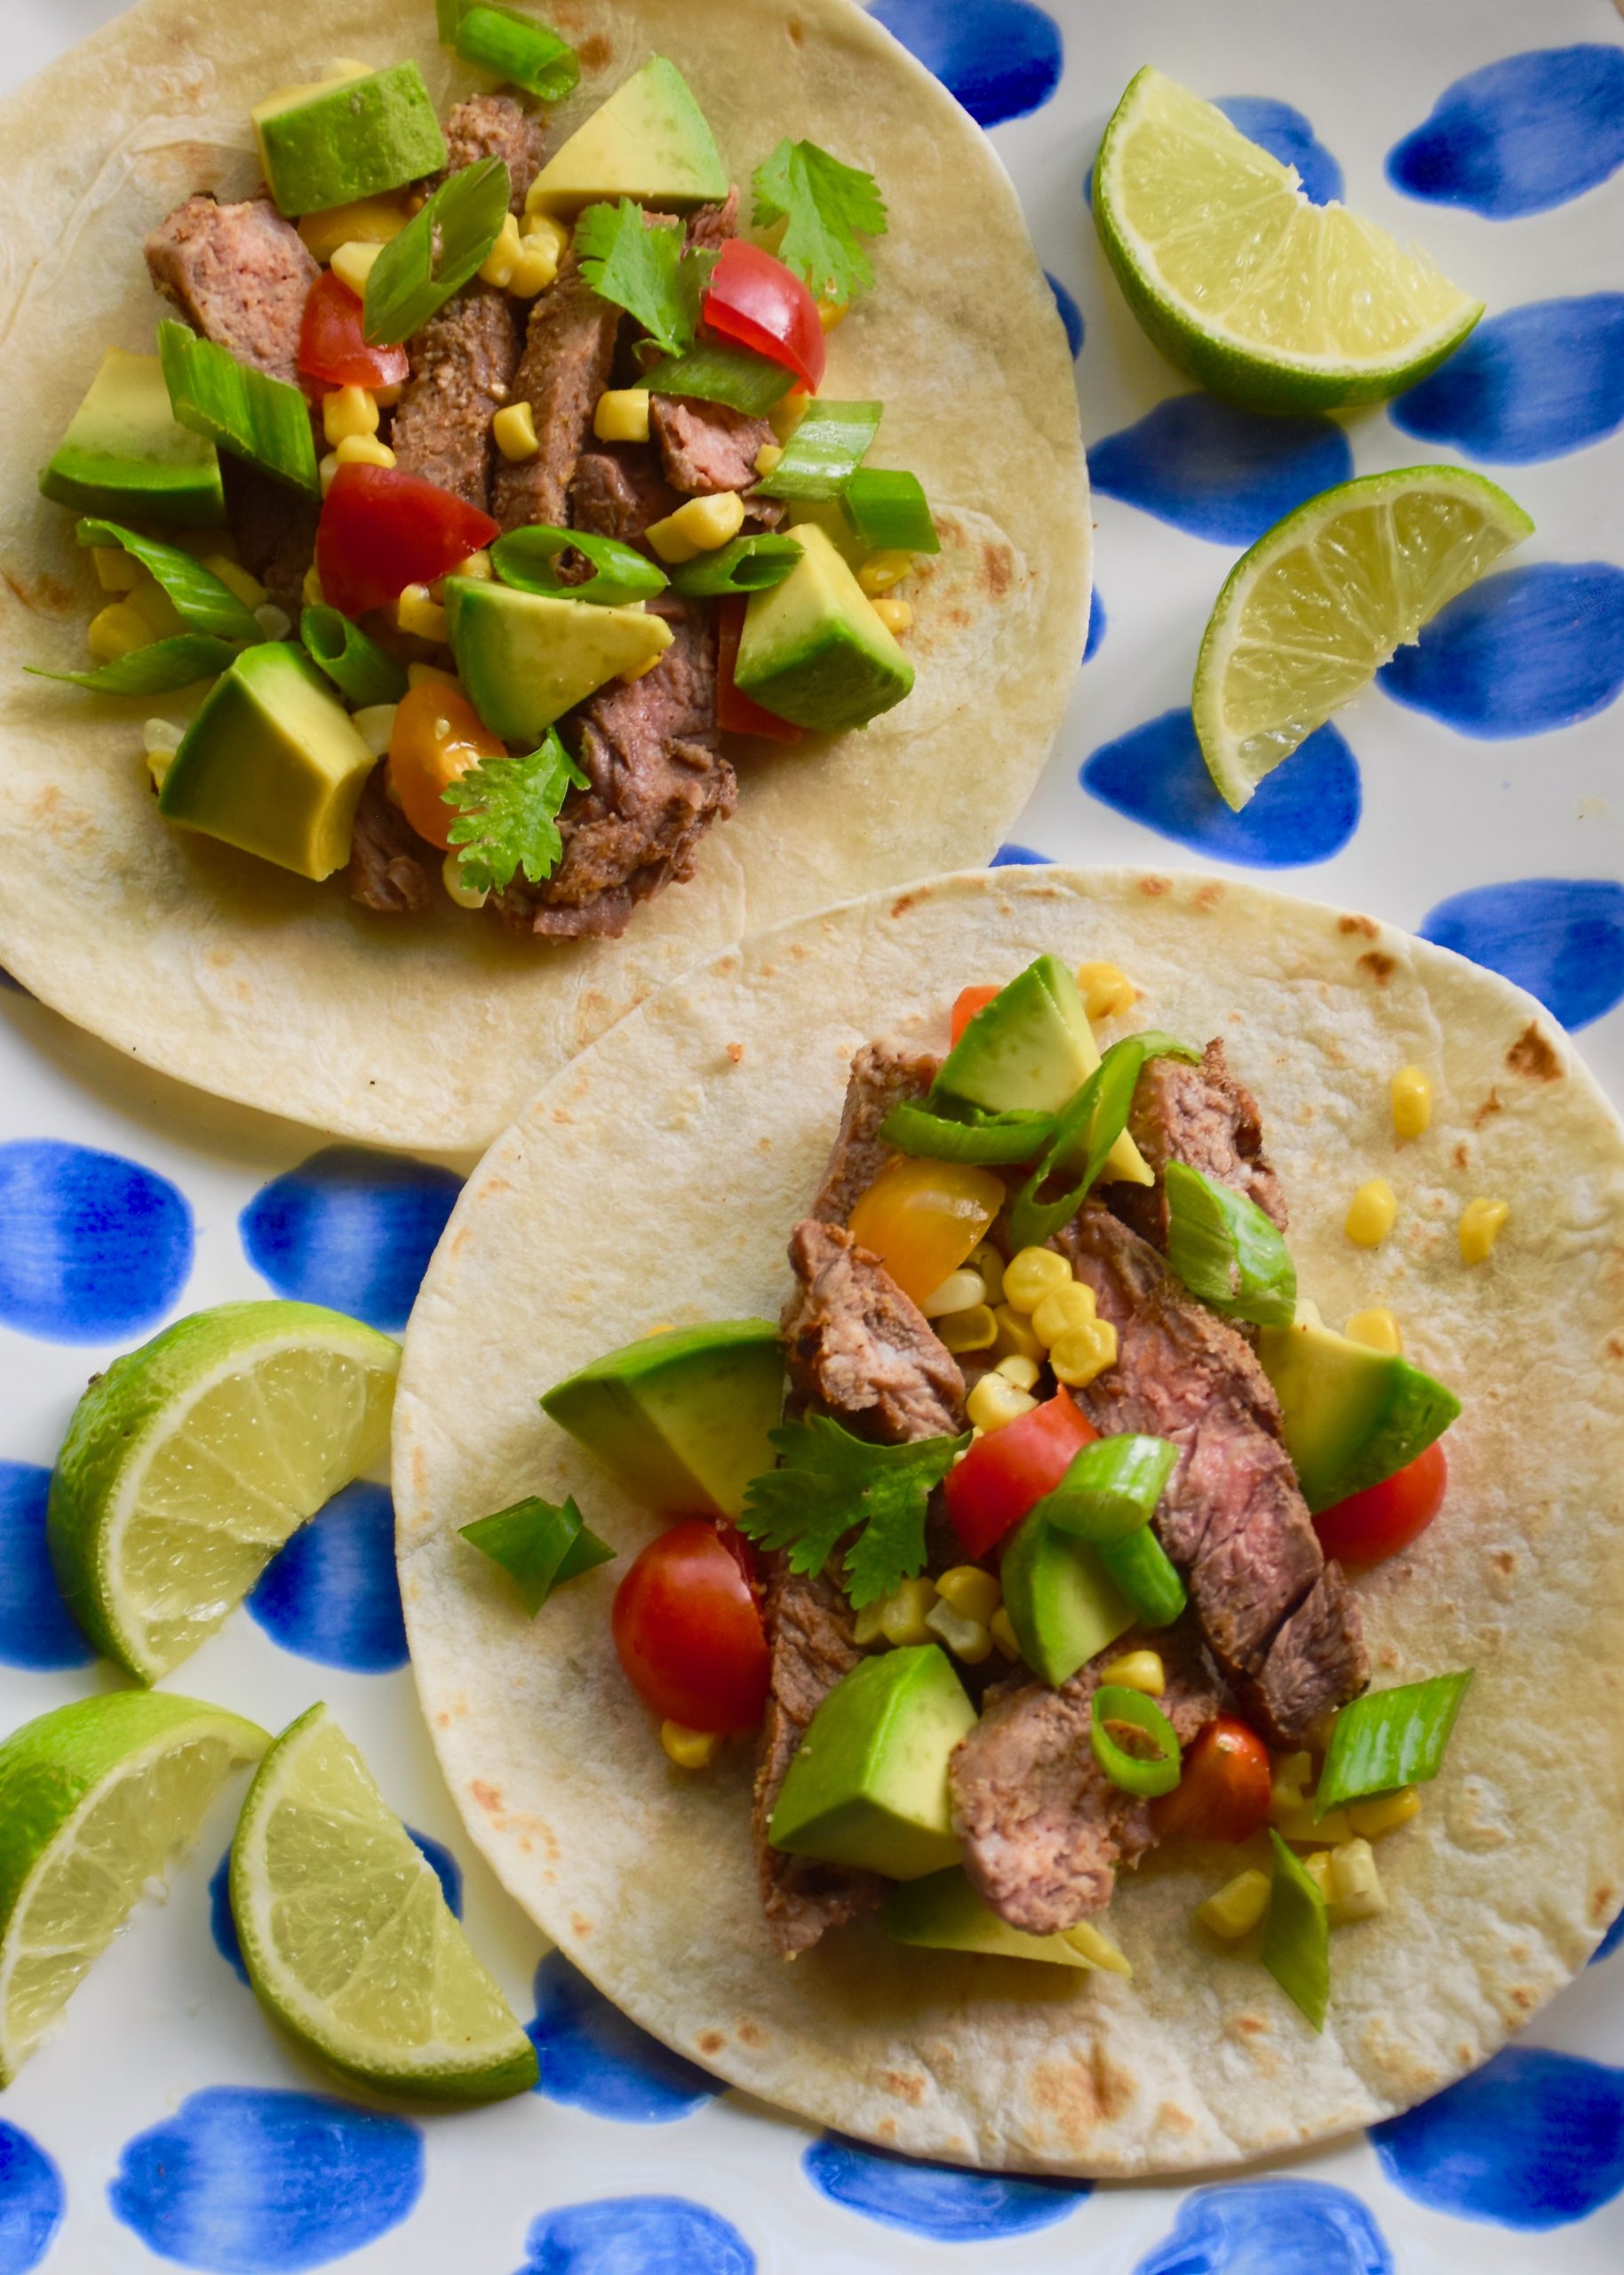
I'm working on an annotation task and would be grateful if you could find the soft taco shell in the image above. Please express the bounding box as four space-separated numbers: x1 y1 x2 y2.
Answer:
395 866 1624 2175
0 0 1087 1148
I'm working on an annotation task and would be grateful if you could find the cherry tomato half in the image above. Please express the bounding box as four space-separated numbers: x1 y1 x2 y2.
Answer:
716 596 801 741
298 271 410 392
387 681 505 850
701 240 826 393
314 462 498 618
611 1519 771 1734
951 986 999 1046
1314 1440 1449 1568
944 1391 1098 1561
1150 1716 1272 1844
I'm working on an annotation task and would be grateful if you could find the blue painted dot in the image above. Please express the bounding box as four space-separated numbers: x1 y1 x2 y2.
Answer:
0 1142 192 1345
991 843 1049 866
108 2087 423 2273
1084 586 1106 663
211 1826 459 1986
1388 44 1624 218
239 1147 461 1333
1420 877 1624 1031
1082 708 1360 867
1373 2046 1624 2230
0 2123 64 2275
1089 395 1353 547
0 1462 92 1670
528 1953 720 2121
1391 295 1624 464
1595 1909 1624 1965
1135 2180 1393 2274
802 2135 1086 2241
246 1481 406 1672
872 2 1061 129
1380 563 1624 738
516 2197 752 2275
1215 96 1345 204
1046 271 1082 357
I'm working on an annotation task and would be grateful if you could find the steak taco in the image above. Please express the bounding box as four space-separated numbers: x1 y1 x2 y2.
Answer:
0 0 1087 1145
396 866 1624 2175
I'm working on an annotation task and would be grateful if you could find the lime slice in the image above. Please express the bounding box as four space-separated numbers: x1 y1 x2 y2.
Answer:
1094 68 1484 411
0 1691 267 2084
1193 466 1532 810
49 1300 401 1683
230 1703 537 2102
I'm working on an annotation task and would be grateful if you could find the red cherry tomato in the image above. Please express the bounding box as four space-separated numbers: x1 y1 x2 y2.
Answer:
1314 1440 1449 1568
700 240 826 392
1150 1716 1273 1843
944 1391 1097 1561
314 462 498 618
610 1519 771 1734
298 272 410 392
716 596 802 741
951 986 1000 1046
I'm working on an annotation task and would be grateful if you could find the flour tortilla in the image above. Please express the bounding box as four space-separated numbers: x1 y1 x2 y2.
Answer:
394 866 1624 2175
0 0 1088 1149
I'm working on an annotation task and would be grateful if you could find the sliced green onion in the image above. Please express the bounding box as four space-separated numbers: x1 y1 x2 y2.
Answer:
27 635 239 696
459 1494 615 1616
1165 1161 1297 1329
644 341 798 417
1007 1031 1198 1252
879 1097 1056 1166
1094 1525 1188 1629
364 156 510 347
299 606 407 707
1262 1829 1328 2031
841 467 940 554
1090 1684 1182 1799
667 533 801 596
452 5 580 101
490 524 668 606
75 519 261 644
157 321 320 497
1315 1672 1473 1817
754 401 881 500
1040 1436 1177 1545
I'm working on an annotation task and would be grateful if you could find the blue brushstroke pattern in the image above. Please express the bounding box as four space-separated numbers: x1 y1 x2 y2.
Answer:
1380 563 1624 738
1387 44 1624 217
0 1461 92 1670
528 1952 720 2120
246 1481 406 1671
210 1827 460 1986
1083 709 1361 867
991 843 1049 866
108 2088 423 2273
802 2135 1087 2240
1594 1909 1624 1966
517 2197 753 2274
1046 271 1083 357
1084 586 1106 663
871 1 1063 129
1136 2180 1393 2274
1392 295 1624 463
1420 877 1624 1032
0 1141 192 1345
1373 2046 1624 2229
1216 96 1345 204
0 2122 64 2275
239 1146 461 1333
1090 395 1353 546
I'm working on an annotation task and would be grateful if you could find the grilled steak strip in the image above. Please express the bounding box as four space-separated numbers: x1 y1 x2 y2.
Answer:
685 186 739 252
390 285 520 513
783 1220 967 1444
222 460 318 619
1112 1039 1289 1249
811 1043 939 1225
347 765 434 915
491 249 621 532
145 196 318 385
441 92 546 209
569 445 682 541
650 395 780 500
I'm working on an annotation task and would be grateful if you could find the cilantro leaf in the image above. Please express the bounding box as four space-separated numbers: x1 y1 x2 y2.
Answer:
573 199 716 358
442 730 588 896
751 140 888 306
739 1416 968 1609
459 1494 615 1616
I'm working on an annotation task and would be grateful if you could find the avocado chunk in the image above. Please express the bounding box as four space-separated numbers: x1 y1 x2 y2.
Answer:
1257 1309 1460 1515
883 1868 1095 1967
445 579 674 746
157 643 375 880
770 1645 975 1880
40 348 225 529
733 523 914 732
253 62 447 217
1000 1508 1134 1687
525 56 727 213
540 1321 784 1522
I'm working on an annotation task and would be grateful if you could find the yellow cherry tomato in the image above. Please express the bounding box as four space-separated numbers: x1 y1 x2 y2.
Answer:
847 1158 1007 1308
387 681 504 850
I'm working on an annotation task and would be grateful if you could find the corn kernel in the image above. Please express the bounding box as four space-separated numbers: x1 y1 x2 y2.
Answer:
989 1606 1023 1660
508 233 561 296
935 1566 1001 1624
1061 1920 1132 1976
1002 1246 1073 1313
373 380 404 409
202 555 268 611
1345 1177 1397 1247
493 402 539 462
852 1598 887 1648
1196 1866 1271 1939
753 442 784 476
858 551 916 596
1077 961 1136 1021
86 601 153 664
90 546 141 593
878 1577 937 1648
994 1353 1040 1392
926 1598 991 1664
1302 1851 1333 1901
330 239 383 295
1345 1306 1403 1355
1099 1649 1165 1696
480 212 522 289
1459 1196 1509 1265
1347 1786 1421 1840
646 490 747 563
1031 1281 1097 1347
969 1242 1005 1305
1307 1709 1341 1757
871 596 912 635
254 603 292 640
1273 1802 1356 1846
353 703 399 760
319 450 341 495
938 1305 997 1354
618 646 669 686
298 194 410 263
442 850 488 911
126 575 187 639
660 1720 720 1769
768 391 807 445
1326 1836 1387 1924
407 661 458 689
991 1304 1044 1365
1049 1317 1118 1389
966 1372 1039 1433
1390 1064 1432 1139
302 563 325 608
593 387 652 444
1269 1753 1313 1824
141 716 181 791
397 584 449 643
816 297 848 331
922 1268 986 1319
322 384 379 445
450 548 493 582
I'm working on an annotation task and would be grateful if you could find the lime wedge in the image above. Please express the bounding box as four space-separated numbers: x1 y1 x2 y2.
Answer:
1094 68 1484 411
1194 467 1533 810
0 1691 267 2084
230 1704 537 2102
49 1301 401 1683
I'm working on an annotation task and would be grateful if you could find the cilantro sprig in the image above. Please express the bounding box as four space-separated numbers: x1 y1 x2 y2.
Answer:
739 1416 968 1608
442 729 587 896
459 1494 614 1616
751 140 888 307
574 200 717 357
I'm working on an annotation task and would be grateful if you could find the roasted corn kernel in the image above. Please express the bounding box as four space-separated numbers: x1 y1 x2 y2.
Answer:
86 602 152 664
1196 1866 1271 1939
646 490 747 563
926 1598 992 1664
396 585 449 643
1348 1787 1421 1840
989 1606 1023 1661
1049 1318 1118 1389
660 1720 720 1769
935 1566 1001 1624
492 401 539 462
1345 1306 1403 1355
1391 1064 1432 1139
202 554 268 611
1061 1920 1132 1976
141 716 181 790
480 212 523 288
1002 1246 1073 1313
90 546 141 593
966 1373 1039 1433
938 1305 997 1354
753 442 784 476
406 661 458 690
969 1242 1006 1305
254 603 292 640
1345 1177 1397 1247
330 239 382 295
1098 1649 1165 1696
1077 961 1135 1021
450 548 492 582
442 851 487 910
298 193 410 263
878 1577 938 1648
508 232 560 296
1031 1281 1097 1346
1326 1836 1387 1924
1302 1851 1333 1901
1460 1196 1508 1264
323 384 379 444
594 387 652 444
994 1353 1040 1391
302 563 325 608
922 1268 987 1318
1273 1802 1356 1846
991 1305 1044 1365
352 703 399 759
858 551 916 597
126 575 187 639
871 596 912 635
816 296 848 332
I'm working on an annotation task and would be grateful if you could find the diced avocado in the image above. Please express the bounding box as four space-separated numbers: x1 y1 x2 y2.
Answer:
883 1868 1095 1967
769 1645 975 1881
1257 1310 1461 1516
253 62 447 217
39 348 225 528
157 643 375 880
539 1321 784 1522
733 523 914 733
445 579 673 746
1000 1509 1134 1688
526 56 727 213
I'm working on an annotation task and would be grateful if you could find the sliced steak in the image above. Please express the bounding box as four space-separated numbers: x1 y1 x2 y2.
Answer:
783 1220 966 1444
224 460 319 618
650 395 779 503
1113 1039 1289 1249
347 766 434 914
951 1626 1222 1934
441 92 545 209
1238 1564 1368 1746
811 1043 939 1225
391 284 520 512
685 185 739 252
145 196 317 385
491 250 621 532
569 445 682 541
